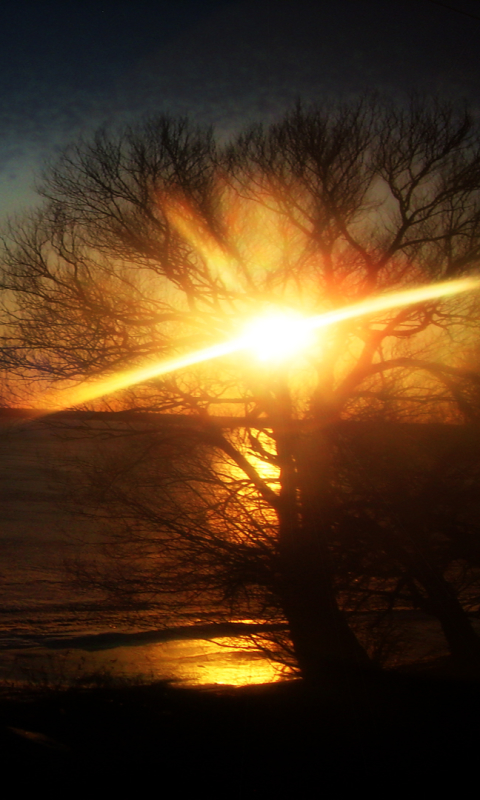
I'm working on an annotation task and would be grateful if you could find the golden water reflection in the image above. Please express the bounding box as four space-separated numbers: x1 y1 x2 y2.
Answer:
5 637 291 689
142 637 288 686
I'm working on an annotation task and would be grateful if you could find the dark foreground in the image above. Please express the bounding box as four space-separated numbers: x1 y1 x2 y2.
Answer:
1 664 479 794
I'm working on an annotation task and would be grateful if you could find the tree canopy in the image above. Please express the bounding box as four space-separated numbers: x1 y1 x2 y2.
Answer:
3 96 480 682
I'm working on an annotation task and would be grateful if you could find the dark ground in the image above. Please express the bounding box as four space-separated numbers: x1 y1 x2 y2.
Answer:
1 661 479 794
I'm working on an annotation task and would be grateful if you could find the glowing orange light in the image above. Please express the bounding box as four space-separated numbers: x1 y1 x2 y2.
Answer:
60 338 242 407
241 309 315 362
47 276 480 410
161 193 241 293
304 277 480 332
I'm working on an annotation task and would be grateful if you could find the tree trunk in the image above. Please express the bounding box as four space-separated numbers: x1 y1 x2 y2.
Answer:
277 424 372 688
409 555 480 673
278 534 372 685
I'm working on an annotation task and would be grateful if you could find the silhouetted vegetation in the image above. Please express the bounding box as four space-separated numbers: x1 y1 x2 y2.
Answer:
2 96 480 684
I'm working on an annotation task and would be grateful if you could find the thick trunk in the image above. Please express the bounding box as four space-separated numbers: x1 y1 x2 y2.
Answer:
278 536 372 685
276 423 371 686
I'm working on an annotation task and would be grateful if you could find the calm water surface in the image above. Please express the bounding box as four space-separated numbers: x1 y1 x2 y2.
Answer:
0 415 287 688
0 414 457 688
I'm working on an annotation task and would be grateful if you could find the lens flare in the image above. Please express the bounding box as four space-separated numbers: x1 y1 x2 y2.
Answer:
48 276 480 410
161 193 242 294
304 277 480 332
60 339 242 408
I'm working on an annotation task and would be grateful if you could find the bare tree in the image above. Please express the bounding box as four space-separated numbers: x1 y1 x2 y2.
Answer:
3 97 480 682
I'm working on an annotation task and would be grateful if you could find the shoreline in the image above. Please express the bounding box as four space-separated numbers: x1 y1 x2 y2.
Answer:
2 610 476 689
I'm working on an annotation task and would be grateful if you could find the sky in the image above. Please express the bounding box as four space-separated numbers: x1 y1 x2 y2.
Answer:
1 0 480 220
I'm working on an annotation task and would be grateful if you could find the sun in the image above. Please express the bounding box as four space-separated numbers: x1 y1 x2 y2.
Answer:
38 277 480 409
241 310 315 363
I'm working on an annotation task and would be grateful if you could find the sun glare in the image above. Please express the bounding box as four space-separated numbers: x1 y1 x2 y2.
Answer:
241 310 315 363
38 276 480 411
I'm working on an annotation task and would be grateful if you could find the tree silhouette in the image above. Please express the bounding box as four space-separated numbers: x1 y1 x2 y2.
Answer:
3 97 480 682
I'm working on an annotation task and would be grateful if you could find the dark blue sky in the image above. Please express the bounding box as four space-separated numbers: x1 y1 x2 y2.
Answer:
1 0 480 218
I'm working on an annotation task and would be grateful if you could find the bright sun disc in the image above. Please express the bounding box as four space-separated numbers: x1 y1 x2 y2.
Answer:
242 310 314 362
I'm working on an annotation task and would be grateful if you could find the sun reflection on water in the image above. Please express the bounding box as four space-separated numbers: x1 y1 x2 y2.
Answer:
58 638 290 687
145 638 287 686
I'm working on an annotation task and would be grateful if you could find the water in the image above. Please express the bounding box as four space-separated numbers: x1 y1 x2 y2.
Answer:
0 411 461 689
0 413 285 688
